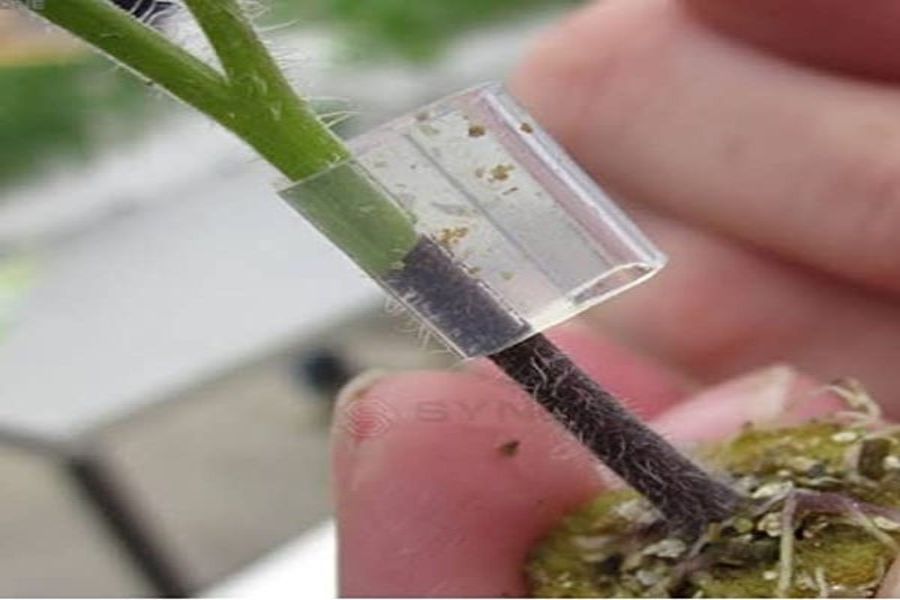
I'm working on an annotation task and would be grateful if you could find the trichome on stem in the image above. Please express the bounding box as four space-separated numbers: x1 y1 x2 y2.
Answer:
20 0 741 533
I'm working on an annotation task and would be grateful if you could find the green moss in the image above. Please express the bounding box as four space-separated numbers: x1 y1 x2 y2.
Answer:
528 417 900 597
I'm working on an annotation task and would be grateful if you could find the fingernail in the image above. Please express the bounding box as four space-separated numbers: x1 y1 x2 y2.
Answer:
334 370 395 442
653 365 799 443
336 369 390 409
704 364 798 425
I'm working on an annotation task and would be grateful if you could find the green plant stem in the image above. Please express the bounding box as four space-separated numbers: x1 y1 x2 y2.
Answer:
24 0 233 126
22 0 417 273
182 0 349 180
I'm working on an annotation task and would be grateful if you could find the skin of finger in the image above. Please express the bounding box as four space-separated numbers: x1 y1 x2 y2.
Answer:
510 0 900 295
586 209 900 414
684 0 900 81
652 368 844 444
334 366 832 597
466 323 694 419
333 371 605 598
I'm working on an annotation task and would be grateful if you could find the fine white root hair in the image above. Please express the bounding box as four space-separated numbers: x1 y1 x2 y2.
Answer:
815 566 830 599
776 493 798 597
847 507 900 553
827 377 883 426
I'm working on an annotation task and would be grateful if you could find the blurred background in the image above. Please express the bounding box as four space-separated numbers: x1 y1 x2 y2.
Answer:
0 0 582 596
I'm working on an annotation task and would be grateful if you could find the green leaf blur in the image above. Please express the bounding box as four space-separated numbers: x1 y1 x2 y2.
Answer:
268 0 581 60
0 57 153 190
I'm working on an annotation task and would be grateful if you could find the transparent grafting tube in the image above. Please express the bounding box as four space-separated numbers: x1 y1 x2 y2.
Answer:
280 83 667 358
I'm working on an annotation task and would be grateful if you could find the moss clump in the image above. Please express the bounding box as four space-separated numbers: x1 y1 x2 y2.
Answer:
528 408 900 597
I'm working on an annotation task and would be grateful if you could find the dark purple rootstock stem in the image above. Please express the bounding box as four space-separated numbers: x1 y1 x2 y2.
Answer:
490 334 740 534
387 238 741 534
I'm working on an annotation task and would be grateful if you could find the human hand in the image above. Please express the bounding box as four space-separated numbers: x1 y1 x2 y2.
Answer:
512 0 900 406
335 1 900 596
335 326 845 596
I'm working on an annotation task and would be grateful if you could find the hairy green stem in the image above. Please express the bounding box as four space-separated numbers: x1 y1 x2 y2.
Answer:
181 0 349 180
21 0 417 273
24 0 232 128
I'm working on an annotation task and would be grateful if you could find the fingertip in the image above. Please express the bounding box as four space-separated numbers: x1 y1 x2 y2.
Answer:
651 365 841 444
334 370 603 597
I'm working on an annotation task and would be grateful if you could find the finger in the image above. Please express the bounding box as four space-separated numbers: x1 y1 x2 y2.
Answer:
511 0 900 295
466 323 695 419
334 365 825 597
333 371 603 598
588 209 900 413
878 556 900 597
684 0 900 81
651 365 843 444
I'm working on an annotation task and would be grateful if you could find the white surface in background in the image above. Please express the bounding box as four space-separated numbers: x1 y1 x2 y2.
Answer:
0 158 379 439
209 521 336 598
0 116 242 248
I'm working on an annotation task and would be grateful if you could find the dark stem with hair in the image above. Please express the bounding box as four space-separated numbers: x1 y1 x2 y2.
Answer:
491 335 741 534
388 238 741 534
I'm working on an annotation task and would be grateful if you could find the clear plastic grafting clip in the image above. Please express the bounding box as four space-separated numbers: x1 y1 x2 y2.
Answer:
280 83 666 358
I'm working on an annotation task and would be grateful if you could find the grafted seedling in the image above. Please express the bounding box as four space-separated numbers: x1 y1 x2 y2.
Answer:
21 0 740 535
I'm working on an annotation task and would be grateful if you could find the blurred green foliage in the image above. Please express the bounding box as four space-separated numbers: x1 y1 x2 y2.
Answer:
0 253 36 341
1 0 577 188
267 0 581 60
0 57 154 189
